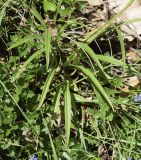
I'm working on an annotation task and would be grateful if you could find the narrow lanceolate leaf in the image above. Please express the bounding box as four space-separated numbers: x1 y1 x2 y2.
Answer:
53 85 62 114
64 82 72 146
96 54 136 71
45 28 52 70
78 42 110 80
12 48 45 82
30 7 46 26
7 34 41 50
70 65 114 111
96 54 124 66
37 68 56 111
48 128 58 160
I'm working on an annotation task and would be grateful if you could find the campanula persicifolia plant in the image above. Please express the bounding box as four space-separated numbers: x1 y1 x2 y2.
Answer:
1 0 141 159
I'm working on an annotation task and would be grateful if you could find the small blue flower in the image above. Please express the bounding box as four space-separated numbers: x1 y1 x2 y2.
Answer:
134 94 141 102
29 154 38 160
129 157 134 160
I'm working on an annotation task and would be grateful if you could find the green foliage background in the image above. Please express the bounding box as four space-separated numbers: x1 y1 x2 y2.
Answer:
0 0 141 159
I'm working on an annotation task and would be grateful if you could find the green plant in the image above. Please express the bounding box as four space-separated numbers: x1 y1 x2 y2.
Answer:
0 0 141 159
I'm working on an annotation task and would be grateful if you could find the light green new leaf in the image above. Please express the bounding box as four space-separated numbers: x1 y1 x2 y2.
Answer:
78 42 110 80
43 0 56 12
64 82 72 146
30 6 46 26
37 68 56 111
45 28 52 70
7 34 41 50
70 65 114 111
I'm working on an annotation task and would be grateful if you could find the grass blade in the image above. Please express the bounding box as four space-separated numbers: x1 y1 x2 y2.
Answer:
70 65 114 111
30 6 46 27
43 119 58 160
45 28 52 70
79 128 87 150
0 80 37 135
128 123 136 158
37 68 56 111
78 42 110 80
64 82 72 146
48 129 58 160
22 49 44 67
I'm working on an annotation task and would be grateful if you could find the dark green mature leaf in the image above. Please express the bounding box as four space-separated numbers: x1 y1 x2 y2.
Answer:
78 42 111 80
37 68 56 111
69 65 114 111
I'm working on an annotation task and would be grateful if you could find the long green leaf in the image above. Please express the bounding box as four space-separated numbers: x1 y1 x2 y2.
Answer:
37 68 56 111
7 34 41 50
70 65 114 111
96 54 124 66
96 54 137 72
45 28 52 70
78 42 110 80
48 128 58 160
64 82 72 146
30 6 46 26
12 48 45 82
